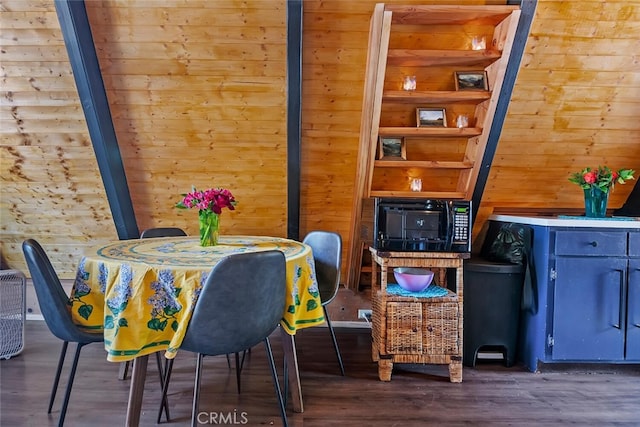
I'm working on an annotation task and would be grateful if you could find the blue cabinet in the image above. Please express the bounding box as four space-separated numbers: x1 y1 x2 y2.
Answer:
553 256 626 361
503 221 640 372
628 257 640 360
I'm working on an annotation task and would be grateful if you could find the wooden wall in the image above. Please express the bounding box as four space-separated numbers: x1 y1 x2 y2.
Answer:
3 0 640 295
475 0 640 232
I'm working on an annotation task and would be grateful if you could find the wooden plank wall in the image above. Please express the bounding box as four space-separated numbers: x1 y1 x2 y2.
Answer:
474 0 640 236
1 0 290 278
86 1 290 236
1 0 115 276
3 0 640 291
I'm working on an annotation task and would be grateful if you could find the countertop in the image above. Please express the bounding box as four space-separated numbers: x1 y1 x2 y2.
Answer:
489 214 640 229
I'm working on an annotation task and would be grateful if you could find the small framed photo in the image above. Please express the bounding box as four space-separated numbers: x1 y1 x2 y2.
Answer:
416 108 447 128
378 136 406 160
454 70 489 91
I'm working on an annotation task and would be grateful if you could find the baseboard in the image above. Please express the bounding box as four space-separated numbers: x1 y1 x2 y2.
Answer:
24 315 371 329
332 320 371 329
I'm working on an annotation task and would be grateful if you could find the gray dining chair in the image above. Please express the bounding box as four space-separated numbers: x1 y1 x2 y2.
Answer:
303 230 345 375
158 250 288 427
22 239 105 427
140 227 188 239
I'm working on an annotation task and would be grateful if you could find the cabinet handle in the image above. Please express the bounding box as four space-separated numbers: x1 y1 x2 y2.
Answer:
632 269 640 328
613 269 625 329
590 241 598 247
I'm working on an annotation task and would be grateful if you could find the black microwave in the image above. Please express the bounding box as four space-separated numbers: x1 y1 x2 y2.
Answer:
373 198 472 252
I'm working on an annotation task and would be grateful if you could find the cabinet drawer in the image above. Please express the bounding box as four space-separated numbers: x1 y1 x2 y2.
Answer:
555 231 626 256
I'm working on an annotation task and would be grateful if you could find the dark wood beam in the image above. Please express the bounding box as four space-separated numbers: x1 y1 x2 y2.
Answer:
54 0 139 239
287 0 303 240
471 0 537 224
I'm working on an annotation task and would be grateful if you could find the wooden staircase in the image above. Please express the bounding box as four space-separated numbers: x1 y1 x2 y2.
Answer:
346 3 523 291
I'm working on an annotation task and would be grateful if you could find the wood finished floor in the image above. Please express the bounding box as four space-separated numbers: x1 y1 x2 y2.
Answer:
1 321 640 426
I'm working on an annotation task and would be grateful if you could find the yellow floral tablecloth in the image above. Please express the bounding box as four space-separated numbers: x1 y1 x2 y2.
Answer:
70 235 324 362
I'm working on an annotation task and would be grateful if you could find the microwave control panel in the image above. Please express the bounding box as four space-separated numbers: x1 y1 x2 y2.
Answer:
451 201 472 252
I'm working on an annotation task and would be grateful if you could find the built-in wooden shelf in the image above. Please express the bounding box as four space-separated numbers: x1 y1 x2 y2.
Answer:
370 190 467 199
383 90 491 104
374 160 473 169
386 49 502 67
385 4 517 26
378 127 483 137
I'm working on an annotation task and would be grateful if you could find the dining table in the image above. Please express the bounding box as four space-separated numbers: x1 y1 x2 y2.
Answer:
69 235 325 426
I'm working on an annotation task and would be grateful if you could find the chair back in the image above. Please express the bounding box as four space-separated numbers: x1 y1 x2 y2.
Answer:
180 250 286 356
303 231 342 305
140 227 187 239
21 239 102 344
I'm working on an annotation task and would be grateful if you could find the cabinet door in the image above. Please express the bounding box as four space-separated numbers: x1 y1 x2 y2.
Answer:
553 257 626 361
627 259 640 360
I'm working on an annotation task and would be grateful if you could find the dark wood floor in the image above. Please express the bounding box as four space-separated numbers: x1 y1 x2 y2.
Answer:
2 321 640 426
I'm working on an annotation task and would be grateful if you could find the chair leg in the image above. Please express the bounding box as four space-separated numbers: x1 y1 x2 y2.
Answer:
118 361 130 380
232 349 249 394
57 343 85 427
157 357 175 424
234 352 242 394
282 356 288 408
239 349 249 369
48 341 68 414
324 306 345 376
157 352 170 422
264 338 288 427
190 353 205 427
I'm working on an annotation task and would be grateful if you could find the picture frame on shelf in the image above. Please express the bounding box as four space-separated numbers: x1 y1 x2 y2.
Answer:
416 108 447 128
378 136 406 160
454 70 489 91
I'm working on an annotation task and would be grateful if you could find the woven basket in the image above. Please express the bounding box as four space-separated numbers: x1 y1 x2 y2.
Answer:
373 289 459 358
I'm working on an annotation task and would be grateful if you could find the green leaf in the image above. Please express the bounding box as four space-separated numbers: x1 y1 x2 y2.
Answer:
118 318 128 328
104 315 115 329
164 307 179 317
147 318 163 331
78 304 93 320
74 289 90 298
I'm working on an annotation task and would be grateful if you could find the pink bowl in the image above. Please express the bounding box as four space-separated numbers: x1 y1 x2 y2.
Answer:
393 268 434 292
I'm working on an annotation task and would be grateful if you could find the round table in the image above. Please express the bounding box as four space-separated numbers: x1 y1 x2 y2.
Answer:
71 235 324 361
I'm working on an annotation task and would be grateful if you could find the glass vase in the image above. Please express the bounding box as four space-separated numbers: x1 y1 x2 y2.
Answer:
198 210 219 246
584 187 609 218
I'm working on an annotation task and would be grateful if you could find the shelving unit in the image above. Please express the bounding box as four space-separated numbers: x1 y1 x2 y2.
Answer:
347 4 523 291
370 248 469 382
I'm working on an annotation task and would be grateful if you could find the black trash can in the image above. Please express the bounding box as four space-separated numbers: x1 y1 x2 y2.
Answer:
463 257 524 367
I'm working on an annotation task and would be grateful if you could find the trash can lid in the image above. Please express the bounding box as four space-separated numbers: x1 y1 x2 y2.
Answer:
464 257 525 274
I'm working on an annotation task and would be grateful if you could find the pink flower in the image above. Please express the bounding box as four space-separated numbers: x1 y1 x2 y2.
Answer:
176 186 237 214
569 166 635 192
583 171 597 184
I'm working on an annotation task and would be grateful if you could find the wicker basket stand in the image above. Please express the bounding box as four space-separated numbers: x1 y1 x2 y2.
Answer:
370 248 469 382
